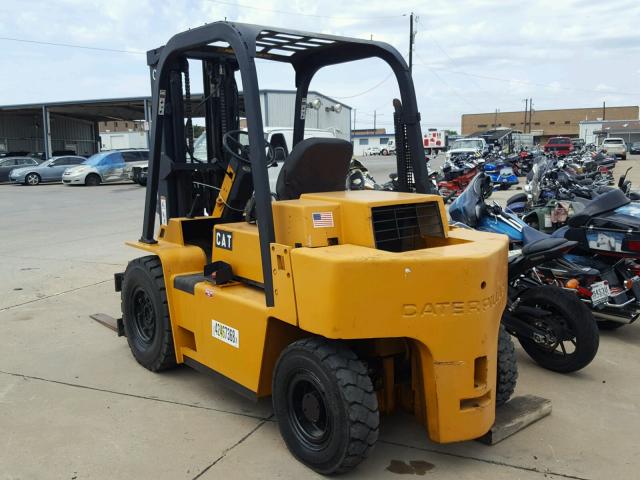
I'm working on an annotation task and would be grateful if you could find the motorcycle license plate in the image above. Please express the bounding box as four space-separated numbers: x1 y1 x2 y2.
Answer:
590 281 610 306
508 249 522 259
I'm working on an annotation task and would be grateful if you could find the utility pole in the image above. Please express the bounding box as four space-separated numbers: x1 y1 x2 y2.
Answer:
374 110 377 131
528 98 533 133
602 101 606 120
409 13 414 75
494 108 499 128
353 109 356 132
523 99 528 133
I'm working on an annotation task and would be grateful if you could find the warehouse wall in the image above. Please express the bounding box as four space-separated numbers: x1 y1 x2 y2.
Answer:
0 112 96 156
0 113 44 153
462 106 639 138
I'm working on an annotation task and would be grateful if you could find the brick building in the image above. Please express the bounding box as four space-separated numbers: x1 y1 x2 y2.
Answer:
462 106 639 141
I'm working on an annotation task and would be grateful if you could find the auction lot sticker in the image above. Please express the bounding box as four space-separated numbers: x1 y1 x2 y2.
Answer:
212 320 240 348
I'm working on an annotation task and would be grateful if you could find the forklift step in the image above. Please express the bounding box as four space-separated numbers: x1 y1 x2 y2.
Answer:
476 395 552 445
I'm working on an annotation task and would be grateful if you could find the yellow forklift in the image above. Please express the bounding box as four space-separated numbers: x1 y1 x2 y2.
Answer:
116 22 511 473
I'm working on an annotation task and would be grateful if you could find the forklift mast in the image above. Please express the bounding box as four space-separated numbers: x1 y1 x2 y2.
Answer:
141 22 433 305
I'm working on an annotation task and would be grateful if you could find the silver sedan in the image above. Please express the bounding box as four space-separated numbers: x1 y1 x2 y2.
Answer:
9 156 86 185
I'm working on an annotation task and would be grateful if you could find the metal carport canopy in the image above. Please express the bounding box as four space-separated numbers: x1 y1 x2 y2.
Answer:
0 95 206 122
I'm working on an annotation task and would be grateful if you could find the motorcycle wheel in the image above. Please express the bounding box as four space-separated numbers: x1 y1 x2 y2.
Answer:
496 325 518 407
515 286 599 373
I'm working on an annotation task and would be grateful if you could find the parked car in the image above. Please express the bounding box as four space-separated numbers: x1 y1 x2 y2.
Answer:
630 142 640 155
446 137 488 160
543 136 574 156
380 140 395 155
9 156 86 185
130 165 148 186
0 157 40 182
571 138 585 150
601 137 627 160
62 149 149 186
363 146 381 156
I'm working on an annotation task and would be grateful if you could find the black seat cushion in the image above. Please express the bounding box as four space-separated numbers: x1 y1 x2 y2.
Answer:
521 225 549 245
567 189 630 227
276 138 353 200
522 237 570 256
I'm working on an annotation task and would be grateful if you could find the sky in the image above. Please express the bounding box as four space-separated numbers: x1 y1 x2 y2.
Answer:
1 0 639 132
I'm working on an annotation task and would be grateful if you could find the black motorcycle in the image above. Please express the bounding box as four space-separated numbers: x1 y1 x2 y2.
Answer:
450 174 600 373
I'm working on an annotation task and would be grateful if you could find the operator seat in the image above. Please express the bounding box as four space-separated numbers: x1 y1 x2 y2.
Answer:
276 138 353 200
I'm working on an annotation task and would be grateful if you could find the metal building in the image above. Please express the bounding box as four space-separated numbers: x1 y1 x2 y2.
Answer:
259 90 351 141
0 97 153 158
0 90 349 159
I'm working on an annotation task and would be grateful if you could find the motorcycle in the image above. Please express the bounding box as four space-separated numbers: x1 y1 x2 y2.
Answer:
449 174 599 373
348 158 380 190
506 158 607 231
437 153 482 201
483 156 519 190
455 174 640 330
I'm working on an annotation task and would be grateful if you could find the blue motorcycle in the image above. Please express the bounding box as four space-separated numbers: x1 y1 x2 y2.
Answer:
450 173 599 373
483 157 518 190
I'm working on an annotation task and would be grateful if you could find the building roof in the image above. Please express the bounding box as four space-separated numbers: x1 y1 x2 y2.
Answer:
593 120 640 134
0 90 349 123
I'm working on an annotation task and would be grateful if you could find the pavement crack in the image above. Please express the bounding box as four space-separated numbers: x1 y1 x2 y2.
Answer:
0 279 112 311
191 417 272 479
380 439 592 480
0 370 272 422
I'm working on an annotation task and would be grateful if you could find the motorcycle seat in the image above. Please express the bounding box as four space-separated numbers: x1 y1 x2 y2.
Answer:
551 225 569 238
521 224 553 246
522 237 572 256
567 189 630 227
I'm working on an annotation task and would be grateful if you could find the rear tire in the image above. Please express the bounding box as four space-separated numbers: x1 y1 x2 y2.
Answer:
496 325 518 407
121 256 176 372
85 173 101 186
516 286 599 373
272 337 379 474
24 173 40 185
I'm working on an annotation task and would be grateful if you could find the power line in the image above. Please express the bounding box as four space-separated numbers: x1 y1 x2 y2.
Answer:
414 51 479 110
331 71 395 99
203 0 403 20
413 61 640 97
0 36 145 54
419 27 501 103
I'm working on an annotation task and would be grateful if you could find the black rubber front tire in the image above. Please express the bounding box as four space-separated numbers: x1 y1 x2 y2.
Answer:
272 338 379 474
496 325 518 407
121 256 176 372
516 286 599 373
507 192 527 205
85 173 101 186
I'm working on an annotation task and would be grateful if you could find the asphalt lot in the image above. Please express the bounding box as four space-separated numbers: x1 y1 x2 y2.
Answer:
1 157 640 479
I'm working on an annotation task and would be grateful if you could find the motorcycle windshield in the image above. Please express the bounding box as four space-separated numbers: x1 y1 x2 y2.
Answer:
449 174 485 227
530 158 550 201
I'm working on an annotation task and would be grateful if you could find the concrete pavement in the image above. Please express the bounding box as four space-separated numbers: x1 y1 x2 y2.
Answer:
1 159 639 479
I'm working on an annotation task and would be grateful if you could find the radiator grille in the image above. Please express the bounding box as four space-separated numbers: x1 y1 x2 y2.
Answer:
371 202 445 252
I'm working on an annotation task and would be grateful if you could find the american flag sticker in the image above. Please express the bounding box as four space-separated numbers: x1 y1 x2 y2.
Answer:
312 211 334 228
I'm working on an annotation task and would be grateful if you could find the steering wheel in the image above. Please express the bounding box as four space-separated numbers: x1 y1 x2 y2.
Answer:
222 129 274 165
